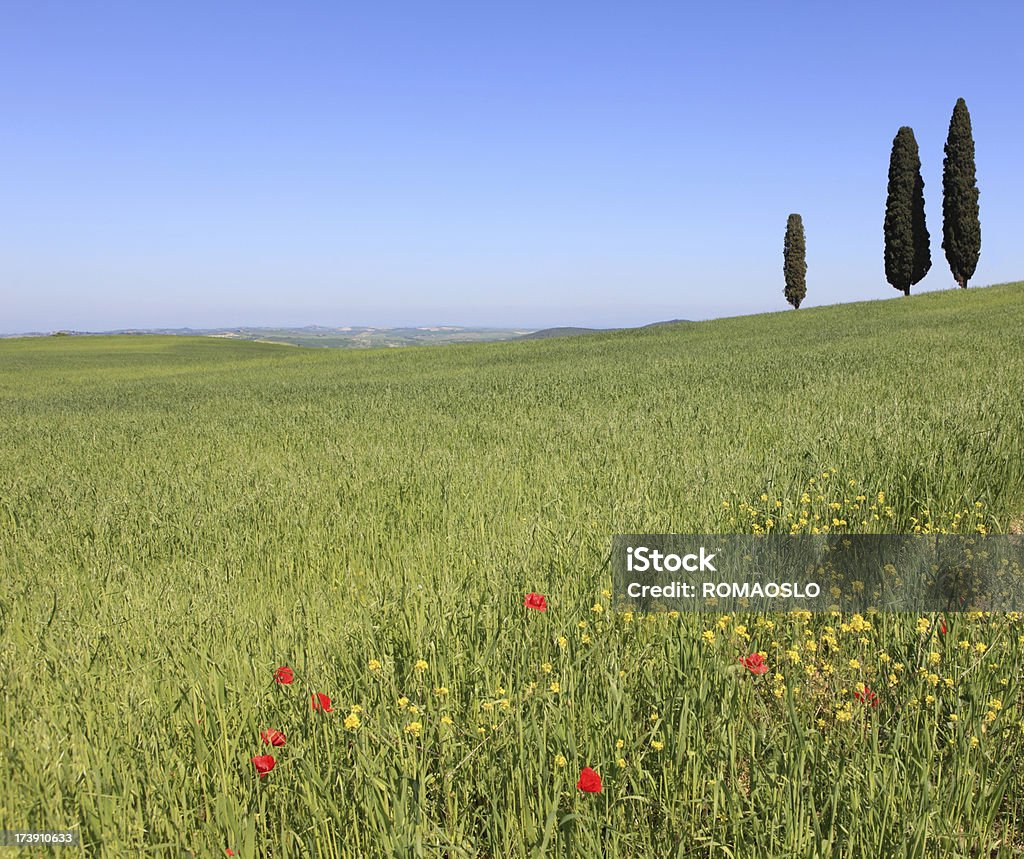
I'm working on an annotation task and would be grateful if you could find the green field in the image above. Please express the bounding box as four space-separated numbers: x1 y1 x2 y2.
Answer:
2 283 1024 857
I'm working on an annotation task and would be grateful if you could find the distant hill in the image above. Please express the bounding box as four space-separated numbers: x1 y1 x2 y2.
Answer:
643 318 693 328
2 319 695 347
516 327 608 340
1 325 536 348
201 326 536 348
517 320 693 341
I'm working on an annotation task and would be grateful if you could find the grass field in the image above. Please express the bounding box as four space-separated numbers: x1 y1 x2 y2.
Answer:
2 283 1024 857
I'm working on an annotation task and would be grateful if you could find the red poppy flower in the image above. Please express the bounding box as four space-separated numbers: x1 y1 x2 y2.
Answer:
739 653 769 676
576 767 602 793
252 755 276 778
854 685 879 708
939 618 947 635
273 666 294 684
225 850 235 857
260 729 286 747
311 692 333 712
524 592 548 612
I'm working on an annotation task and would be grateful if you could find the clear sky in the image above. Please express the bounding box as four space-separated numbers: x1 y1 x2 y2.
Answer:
2 1 1022 332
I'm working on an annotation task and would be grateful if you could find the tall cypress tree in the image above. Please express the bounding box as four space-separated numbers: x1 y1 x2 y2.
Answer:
942 98 981 288
884 126 931 296
783 213 807 309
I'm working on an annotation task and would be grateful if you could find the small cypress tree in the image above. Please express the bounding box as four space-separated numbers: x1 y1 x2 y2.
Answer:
783 213 807 309
884 126 931 295
942 98 981 288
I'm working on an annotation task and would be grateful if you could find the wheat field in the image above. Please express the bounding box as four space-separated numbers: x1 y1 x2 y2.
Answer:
1 283 1023 857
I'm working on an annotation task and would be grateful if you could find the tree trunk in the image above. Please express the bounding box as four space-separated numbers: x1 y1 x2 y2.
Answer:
903 286 910 296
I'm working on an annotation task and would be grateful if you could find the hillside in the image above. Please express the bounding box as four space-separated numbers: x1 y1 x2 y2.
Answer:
516 326 608 340
1 281 1023 855
3 282 1023 531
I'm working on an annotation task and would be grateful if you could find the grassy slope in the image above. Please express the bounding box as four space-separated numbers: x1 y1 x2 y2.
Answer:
9 285 1020 537
1 282 1023 856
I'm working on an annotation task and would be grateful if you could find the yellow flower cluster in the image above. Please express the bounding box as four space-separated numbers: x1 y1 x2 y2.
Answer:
727 474 992 536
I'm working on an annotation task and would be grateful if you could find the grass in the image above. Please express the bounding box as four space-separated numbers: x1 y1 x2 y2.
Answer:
1 283 1023 857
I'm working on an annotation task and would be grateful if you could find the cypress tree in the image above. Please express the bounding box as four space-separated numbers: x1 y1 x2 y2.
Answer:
783 213 807 309
884 126 931 296
942 98 981 288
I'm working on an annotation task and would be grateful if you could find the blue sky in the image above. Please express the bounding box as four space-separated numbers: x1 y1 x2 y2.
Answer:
2 1 1022 331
